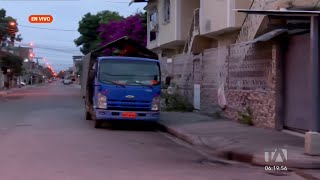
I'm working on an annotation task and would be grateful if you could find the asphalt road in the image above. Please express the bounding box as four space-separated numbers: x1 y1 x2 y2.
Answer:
0 81 306 180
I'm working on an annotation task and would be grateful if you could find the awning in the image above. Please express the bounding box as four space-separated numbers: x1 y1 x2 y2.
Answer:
235 9 320 20
235 9 320 16
244 29 288 44
129 0 148 6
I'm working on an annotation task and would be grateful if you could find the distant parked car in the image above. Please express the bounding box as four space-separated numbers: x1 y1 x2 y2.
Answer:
48 79 53 83
63 79 72 85
20 82 26 86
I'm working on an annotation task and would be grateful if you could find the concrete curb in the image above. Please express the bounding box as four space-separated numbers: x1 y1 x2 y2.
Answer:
158 123 203 146
159 123 255 163
0 85 31 96
159 122 320 169
295 170 320 180
0 91 8 97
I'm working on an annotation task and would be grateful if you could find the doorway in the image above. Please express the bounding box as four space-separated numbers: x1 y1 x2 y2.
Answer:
283 33 312 132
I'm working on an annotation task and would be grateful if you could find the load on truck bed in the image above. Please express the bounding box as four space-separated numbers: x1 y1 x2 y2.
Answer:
81 36 161 128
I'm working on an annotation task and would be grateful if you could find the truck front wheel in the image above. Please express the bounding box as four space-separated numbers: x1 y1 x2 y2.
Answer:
94 121 103 128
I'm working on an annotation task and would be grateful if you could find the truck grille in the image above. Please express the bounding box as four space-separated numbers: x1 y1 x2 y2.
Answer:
107 100 151 111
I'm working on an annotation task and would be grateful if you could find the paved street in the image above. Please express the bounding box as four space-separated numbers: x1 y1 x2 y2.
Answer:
0 82 307 180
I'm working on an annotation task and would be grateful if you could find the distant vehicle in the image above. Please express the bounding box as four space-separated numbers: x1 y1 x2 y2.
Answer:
70 75 76 82
63 79 72 85
48 79 53 83
20 82 26 86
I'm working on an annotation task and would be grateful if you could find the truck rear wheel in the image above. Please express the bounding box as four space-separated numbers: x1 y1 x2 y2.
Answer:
94 121 103 128
85 111 92 120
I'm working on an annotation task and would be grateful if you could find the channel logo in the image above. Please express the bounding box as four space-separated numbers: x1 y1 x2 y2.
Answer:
29 15 53 23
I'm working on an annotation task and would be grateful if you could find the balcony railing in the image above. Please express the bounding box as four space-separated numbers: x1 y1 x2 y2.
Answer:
183 8 200 54
194 8 200 31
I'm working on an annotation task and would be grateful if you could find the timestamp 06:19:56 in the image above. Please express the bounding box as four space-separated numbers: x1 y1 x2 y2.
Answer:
265 166 288 171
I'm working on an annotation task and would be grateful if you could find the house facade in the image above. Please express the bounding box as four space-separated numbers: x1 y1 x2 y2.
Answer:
140 0 252 58
0 46 35 85
133 0 320 133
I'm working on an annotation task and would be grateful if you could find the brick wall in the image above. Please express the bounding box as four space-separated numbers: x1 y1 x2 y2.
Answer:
168 53 194 103
160 42 277 128
201 47 229 112
197 42 277 128
160 57 172 80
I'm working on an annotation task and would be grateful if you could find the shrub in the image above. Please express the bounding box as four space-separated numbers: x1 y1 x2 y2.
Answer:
162 91 194 112
238 107 254 126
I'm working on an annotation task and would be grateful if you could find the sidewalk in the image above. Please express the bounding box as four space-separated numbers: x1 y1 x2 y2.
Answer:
159 112 320 171
0 85 38 97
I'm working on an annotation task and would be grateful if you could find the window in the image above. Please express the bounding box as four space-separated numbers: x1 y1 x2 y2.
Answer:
149 11 157 23
163 0 170 23
150 31 157 41
149 10 158 41
99 60 160 86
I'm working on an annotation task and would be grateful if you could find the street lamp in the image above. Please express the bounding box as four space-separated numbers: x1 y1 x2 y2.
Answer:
9 21 16 26
29 52 35 58
8 21 17 46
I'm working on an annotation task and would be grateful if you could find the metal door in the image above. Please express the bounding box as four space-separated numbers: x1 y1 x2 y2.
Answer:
284 34 312 132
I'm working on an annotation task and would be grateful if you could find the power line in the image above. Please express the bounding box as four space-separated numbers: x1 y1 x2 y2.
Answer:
18 24 77 32
105 1 131 3
0 22 77 31
14 42 80 53
33 47 78 54
15 42 80 51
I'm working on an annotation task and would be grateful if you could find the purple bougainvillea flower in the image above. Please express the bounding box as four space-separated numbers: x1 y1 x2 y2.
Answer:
98 13 147 48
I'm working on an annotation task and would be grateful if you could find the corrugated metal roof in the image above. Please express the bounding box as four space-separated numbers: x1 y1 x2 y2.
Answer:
235 9 320 16
244 29 288 44
129 0 148 6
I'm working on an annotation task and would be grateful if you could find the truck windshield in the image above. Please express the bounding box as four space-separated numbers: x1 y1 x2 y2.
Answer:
98 59 160 86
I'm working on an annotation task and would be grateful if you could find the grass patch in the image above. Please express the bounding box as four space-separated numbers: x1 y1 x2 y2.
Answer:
162 92 194 112
238 107 254 126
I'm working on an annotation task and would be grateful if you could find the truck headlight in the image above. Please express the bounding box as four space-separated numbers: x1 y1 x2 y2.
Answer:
151 95 160 111
97 92 107 109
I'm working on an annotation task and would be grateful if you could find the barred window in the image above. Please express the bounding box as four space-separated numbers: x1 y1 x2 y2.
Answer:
163 0 170 23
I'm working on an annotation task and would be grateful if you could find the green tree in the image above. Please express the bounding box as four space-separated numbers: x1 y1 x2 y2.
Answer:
0 54 24 76
0 9 22 46
74 10 123 54
15 34 23 42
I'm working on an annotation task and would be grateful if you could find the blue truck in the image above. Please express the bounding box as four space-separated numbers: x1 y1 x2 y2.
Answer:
81 37 161 128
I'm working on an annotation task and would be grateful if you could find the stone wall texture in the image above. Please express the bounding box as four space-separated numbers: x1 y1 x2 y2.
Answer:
158 0 320 129
224 42 276 128
162 42 277 128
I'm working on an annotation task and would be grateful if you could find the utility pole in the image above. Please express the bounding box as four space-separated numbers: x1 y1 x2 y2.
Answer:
33 57 42 84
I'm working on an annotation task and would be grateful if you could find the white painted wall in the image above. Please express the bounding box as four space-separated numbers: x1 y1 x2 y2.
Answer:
146 0 199 49
199 0 252 35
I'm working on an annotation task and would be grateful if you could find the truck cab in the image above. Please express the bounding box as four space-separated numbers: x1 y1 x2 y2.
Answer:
82 37 161 128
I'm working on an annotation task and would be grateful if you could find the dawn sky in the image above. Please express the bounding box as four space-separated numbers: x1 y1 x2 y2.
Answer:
0 0 146 72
